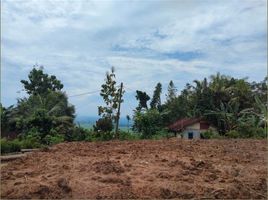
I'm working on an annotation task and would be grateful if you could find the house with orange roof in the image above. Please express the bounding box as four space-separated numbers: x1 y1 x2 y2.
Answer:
168 118 217 139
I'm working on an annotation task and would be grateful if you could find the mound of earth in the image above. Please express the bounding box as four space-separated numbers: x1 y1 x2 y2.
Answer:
1 139 267 199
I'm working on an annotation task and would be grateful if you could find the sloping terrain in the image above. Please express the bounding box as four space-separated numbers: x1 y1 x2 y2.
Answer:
1 139 267 199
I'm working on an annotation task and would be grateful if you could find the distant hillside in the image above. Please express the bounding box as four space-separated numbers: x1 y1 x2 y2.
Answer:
75 116 133 128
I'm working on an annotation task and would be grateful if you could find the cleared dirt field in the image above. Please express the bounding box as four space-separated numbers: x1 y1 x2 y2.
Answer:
1 139 267 199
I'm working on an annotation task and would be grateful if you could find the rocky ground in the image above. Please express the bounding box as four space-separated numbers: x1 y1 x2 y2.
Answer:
1 139 267 199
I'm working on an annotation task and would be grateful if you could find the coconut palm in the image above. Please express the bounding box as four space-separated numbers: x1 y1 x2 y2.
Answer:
12 91 75 139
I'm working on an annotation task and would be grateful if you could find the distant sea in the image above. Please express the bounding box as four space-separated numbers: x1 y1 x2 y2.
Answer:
75 116 133 130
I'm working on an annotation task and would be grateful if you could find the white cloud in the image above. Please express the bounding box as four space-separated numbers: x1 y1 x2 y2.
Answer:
1 0 267 116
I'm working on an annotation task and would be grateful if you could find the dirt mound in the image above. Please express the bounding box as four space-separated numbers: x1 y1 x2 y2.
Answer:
92 160 125 174
1 139 267 199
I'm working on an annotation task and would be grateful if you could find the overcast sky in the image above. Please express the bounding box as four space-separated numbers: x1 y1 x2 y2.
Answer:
1 0 267 117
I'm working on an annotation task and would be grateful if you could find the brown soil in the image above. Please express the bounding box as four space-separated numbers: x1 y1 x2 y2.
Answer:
1 139 267 199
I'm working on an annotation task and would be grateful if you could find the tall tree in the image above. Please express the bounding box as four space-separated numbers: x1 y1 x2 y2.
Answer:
0 104 16 134
21 66 63 95
166 80 177 102
150 82 162 110
9 66 76 142
135 90 150 111
98 67 124 123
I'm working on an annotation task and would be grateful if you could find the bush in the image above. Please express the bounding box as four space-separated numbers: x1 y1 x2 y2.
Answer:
253 127 267 138
71 126 89 141
1 138 21 154
201 130 222 139
152 129 174 140
96 131 114 141
44 134 64 145
84 130 94 142
9 139 22 152
133 109 162 139
225 130 240 138
21 131 42 149
236 125 266 138
57 126 90 142
93 117 113 132
119 131 141 141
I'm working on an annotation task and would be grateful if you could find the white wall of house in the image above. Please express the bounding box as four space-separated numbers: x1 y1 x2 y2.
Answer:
182 129 200 139
176 122 217 139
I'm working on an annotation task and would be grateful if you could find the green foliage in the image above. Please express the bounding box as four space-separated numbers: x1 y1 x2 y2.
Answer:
4 67 76 144
225 130 240 138
201 130 222 139
118 130 141 140
92 132 114 141
21 66 63 95
160 73 267 136
166 80 177 103
0 104 16 133
15 92 75 142
0 138 21 154
135 90 150 110
253 127 267 139
151 129 174 140
84 131 94 142
21 130 42 149
70 126 89 141
236 125 266 139
98 67 124 122
126 115 131 132
150 82 162 110
44 134 64 145
133 109 162 139
93 117 113 132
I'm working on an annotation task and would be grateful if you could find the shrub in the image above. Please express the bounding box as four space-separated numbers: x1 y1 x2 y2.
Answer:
1 138 10 154
201 130 222 139
253 127 267 138
96 131 114 141
119 131 141 141
225 130 240 138
133 109 162 139
9 139 22 152
84 130 99 142
93 117 113 132
21 131 42 149
44 134 64 145
1 138 21 154
236 125 266 138
71 126 89 141
152 129 174 140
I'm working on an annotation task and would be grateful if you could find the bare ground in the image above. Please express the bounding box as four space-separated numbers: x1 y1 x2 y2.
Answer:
1 139 267 199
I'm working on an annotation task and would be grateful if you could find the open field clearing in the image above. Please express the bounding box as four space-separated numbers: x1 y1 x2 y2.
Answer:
1 139 267 199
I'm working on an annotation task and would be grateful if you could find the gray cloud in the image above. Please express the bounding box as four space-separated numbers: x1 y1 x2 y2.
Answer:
1 0 267 116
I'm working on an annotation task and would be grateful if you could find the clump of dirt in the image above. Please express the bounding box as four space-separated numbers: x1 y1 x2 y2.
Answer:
98 175 131 186
57 178 72 193
92 160 125 174
1 139 267 199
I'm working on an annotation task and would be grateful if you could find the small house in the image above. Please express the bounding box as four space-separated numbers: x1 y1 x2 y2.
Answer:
168 118 216 139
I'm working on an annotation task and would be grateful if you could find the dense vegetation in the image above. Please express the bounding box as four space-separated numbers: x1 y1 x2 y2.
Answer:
1 66 267 154
133 73 267 139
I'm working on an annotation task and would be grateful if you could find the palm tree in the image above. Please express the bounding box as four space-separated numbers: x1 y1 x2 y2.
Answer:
241 96 267 127
205 101 242 133
0 104 15 133
13 91 75 138
209 73 232 106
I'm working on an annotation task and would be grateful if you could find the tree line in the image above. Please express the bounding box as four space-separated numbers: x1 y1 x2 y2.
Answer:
1 65 267 153
132 73 267 138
